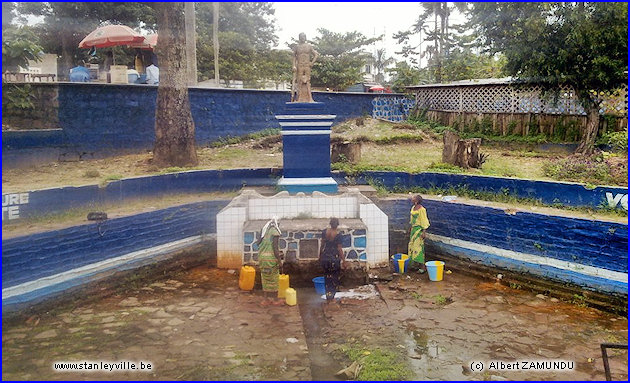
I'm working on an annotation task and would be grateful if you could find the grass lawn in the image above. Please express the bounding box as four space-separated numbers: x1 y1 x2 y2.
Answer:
2 117 626 193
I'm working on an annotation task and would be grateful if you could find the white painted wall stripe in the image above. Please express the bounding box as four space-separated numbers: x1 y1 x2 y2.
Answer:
279 121 334 127
427 233 628 283
277 177 337 185
275 115 336 120
2 235 214 300
281 130 332 136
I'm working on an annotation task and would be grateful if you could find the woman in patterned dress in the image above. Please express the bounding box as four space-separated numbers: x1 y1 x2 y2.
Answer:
257 217 284 306
408 194 430 273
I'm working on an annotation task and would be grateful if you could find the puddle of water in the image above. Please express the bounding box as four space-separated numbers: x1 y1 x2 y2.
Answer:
405 324 468 380
296 287 344 381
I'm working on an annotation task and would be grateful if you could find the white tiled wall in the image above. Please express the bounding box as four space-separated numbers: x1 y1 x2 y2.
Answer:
248 197 358 220
216 206 247 268
360 204 390 266
217 192 390 268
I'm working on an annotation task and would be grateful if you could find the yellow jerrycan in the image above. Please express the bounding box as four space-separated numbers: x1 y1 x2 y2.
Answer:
238 266 256 291
278 274 290 298
285 288 297 306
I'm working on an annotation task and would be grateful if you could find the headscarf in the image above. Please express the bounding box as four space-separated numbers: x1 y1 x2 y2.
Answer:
261 216 281 238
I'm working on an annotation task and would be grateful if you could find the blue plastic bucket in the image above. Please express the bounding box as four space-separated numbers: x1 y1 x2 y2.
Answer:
312 277 326 295
425 261 445 281
392 253 410 273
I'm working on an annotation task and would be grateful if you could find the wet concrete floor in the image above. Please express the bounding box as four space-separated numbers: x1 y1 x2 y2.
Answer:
2 266 628 381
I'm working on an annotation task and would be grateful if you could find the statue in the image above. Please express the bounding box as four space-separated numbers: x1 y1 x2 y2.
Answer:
291 33 319 103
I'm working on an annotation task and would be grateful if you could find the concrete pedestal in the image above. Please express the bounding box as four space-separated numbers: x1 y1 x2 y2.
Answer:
276 102 338 194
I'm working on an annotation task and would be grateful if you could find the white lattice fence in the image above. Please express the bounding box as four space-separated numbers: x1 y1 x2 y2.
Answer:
415 84 628 116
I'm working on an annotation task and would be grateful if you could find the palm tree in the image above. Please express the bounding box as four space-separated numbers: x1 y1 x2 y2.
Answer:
371 48 395 84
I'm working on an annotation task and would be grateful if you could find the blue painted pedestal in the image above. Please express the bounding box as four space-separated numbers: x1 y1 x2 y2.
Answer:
276 102 338 194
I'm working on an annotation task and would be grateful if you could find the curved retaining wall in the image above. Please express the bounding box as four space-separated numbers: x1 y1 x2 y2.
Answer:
3 169 626 224
2 170 627 310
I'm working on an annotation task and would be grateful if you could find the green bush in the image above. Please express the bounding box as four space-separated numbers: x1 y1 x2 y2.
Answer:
598 130 628 152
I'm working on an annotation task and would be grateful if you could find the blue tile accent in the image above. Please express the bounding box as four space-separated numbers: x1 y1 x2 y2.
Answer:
278 239 287 249
306 233 314 239
347 250 358 259
294 232 304 239
359 253 367 261
244 232 255 245
352 229 366 236
252 242 259 251
354 236 367 248
341 234 351 248
288 242 298 249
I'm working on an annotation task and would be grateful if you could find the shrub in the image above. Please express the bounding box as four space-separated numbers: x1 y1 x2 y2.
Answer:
542 155 615 185
598 130 628 152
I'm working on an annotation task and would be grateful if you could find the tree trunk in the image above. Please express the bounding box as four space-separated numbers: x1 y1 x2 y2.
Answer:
60 32 73 81
153 2 198 167
575 103 600 155
331 141 362 164
443 130 484 169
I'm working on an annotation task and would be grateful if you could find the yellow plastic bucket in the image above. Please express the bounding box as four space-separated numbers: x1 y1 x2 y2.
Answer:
425 261 445 282
238 266 256 290
285 288 297 306
278 274 290 298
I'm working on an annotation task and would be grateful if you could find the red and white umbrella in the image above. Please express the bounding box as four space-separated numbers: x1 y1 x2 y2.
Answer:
369 85 385 91
128 33 158 50
78 25 144 48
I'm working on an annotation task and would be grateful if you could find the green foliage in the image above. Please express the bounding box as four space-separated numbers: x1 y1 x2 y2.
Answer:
341 345 413 381
311 28 379 90
386 62 426 93
2 26 43 72
195 3 280 86
542 155 619 186
427 162 465 174
210 128 280 148
17 2 156 77
598 130 628 152
441 49 506 82
470 2 627 102
2 84 35 116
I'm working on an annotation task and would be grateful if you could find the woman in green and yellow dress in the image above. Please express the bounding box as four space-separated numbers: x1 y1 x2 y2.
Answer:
257 217 284 306
408 194 430 273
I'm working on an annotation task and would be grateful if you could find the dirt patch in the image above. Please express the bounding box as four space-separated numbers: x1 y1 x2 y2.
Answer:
2 267 627 381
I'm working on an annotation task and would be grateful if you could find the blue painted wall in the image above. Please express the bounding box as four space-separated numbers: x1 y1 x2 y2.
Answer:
7 83 403 154
4 169 626 224
2 168 277 222
346 171 629 211
376 199 628 274
2 200 229 290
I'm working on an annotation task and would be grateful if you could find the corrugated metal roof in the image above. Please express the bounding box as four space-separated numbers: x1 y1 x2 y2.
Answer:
407 77 516 89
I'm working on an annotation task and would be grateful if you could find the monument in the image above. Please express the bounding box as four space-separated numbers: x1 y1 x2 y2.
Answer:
276 33 338 194
215 33 390 276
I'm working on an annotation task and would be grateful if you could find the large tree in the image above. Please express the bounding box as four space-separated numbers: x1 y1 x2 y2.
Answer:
469 2 627 154
394 2 469 83
152 2 197 167
16 2 155 79
310 28 378 90
195 2 278 85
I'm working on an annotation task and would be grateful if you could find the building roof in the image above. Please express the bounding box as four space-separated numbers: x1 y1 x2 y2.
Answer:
406 77 516 89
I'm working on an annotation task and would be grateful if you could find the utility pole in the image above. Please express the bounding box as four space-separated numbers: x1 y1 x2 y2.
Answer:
213 2 220 86
184 2 197 86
